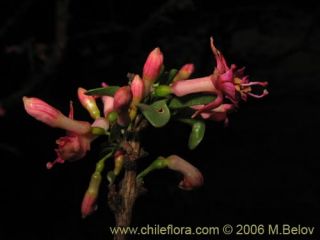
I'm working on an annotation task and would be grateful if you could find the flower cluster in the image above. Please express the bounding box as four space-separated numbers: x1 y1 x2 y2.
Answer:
23 37 268 218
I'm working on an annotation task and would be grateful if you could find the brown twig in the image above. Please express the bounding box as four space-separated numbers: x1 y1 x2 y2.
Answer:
107 116 148 240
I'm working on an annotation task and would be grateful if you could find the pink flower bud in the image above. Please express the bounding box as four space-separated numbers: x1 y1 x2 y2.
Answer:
113 86 132 111
113 86 132 126
172 63 195 82
167 155 203 190
81 172 102 218
23 97 91 135
113 150 124 176
130 74 144 104
77 87 101 119
23 96 62 127
142 47 163 96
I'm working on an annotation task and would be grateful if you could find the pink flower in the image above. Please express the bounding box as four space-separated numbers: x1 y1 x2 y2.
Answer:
172 63 195 82
77 87 101 119
142 47 164 96
23 97 91 135
47 133 91 169
46 102 96 169
167 155 204 190
23 98 96 169
194 37 268 116
170 37 268 118
113 86 133 126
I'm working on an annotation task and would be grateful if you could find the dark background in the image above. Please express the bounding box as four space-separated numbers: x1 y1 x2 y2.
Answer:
0 1 319 239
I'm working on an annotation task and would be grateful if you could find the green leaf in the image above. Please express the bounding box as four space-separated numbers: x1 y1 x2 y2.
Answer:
85 86 120 96
179 119 206 150
168 93 216 109
138 100 170 128
107 171 116 185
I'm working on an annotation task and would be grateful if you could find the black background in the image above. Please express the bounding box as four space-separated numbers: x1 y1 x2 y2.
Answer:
0 1 320 239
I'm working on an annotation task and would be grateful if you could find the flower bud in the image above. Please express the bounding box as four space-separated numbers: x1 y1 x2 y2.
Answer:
81 172 102 218
23 97 91 135
113 150 124 176
130 74 144 104
167 155 203 190
113 86 132 126
172 63 194 82
77 87 101 119
142 47 163 96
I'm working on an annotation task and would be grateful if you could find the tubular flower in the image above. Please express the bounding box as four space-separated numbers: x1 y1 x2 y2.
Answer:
137 155 203 190
77 87 101 119
142 47 164 96
48 133 91 169
113 86 133 127
171 37 268 118
193 37 268 116
172 63 195 82
171 75 216 97
167 155 204 190
46 102 94 169
23 97 91 135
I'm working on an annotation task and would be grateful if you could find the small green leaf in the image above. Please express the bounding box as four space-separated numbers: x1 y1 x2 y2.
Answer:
138 100 170 128
189 121 205 150
179 119 205 150
169 94 216 109
86 86 120 96
107 171 116 185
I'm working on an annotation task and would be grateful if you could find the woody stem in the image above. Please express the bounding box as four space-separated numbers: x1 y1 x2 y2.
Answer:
108 120 146 240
